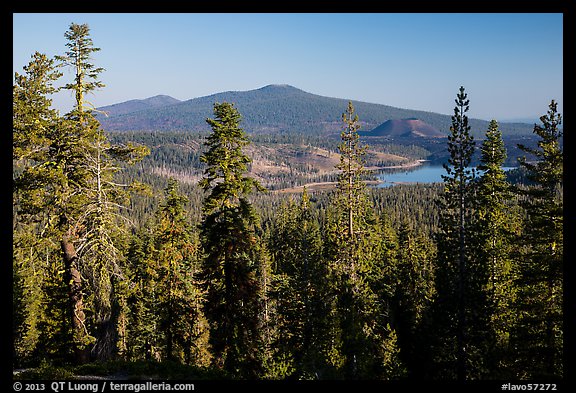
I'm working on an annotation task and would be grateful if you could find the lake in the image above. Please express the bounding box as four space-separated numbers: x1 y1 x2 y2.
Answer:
375 162 517 187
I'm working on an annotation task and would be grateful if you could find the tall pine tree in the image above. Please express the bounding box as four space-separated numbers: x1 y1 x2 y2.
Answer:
512 100 563 378
429 86 492 380
53 23 110 363
56 23 149 362
199 102 267 378
476 120 518 376
13 52 70 365
326 102 403 379
14 23 148 364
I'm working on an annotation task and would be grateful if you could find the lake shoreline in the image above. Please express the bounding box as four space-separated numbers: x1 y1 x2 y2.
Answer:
275 159 429 193
274 161 518 193
365 159 429 172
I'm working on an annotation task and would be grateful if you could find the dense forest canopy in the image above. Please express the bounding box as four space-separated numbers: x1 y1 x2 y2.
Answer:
13 23 563 383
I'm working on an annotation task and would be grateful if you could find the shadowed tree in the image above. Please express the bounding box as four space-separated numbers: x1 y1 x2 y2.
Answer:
199 102 267 378
124 179 210 365
267 188 333 379
512 100 563 379
428 87 493 380
326 102 404 379
392 220 436 377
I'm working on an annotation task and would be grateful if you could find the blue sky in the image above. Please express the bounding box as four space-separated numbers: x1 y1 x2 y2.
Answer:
13 13 563 121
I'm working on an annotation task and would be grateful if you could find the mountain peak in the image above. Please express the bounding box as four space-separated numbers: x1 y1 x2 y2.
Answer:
360 118 445 138
141 95 181 105
98 94 181 117
258 84 301 91
264 84 293 88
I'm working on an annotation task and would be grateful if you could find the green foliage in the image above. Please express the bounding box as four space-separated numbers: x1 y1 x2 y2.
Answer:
12 51 73 366
199 102 267 378
13 52 62 162
124 179 210 366
13 232 72 366
98 84 534 137
14 361 75 380
266 189 333 379
55 23 105 113
429 87 494 380
13 22 149 365
16 360 227 380
392 221 436 376
511 101 563 379
333 102 370 237
475 120 520 376
379 326 407 379
323 102 405 379
13 23 562 382
56 22 148 363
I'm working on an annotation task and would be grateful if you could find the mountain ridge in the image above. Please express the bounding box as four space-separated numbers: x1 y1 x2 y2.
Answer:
97 84 535 137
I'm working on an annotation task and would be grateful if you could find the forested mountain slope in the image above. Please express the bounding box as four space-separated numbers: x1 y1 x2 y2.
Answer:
97 84 534 137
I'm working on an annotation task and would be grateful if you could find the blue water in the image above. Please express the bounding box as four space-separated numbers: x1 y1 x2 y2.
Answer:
376 163 516 187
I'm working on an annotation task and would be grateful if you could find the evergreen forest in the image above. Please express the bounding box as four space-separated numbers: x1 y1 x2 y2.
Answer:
12 23 563 382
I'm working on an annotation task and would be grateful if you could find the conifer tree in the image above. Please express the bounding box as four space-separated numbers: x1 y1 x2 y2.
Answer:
477 121 512 289
46 23 110 362
267 188 332 379
476 120 518 374
124 179 210 364
326 102 402 379
328 101 369 378
13 52 73 365
335 102 369 241
199 102 267 378
430 86 492 379
123 224 159 361
512 100 563 378
55 23 104 114
56 23 149 362
371 213 406 380
393 220 436 376
13 52 62 162
14 23 148 364
157 180 208 364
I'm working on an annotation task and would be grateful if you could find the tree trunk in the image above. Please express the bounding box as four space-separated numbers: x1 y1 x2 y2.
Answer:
93 317 116 361
61 234 90 364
